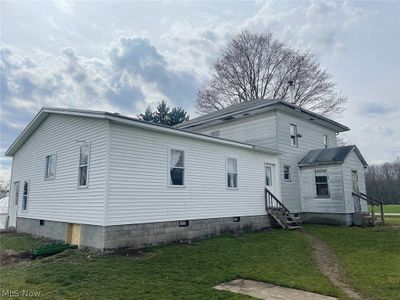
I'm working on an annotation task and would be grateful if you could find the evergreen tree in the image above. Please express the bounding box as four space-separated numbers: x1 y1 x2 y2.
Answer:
138 101 190 126
154 100 170 125
168 107 189 126
138 106 154 122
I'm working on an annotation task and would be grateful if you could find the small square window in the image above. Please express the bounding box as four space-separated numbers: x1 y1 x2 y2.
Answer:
233 217 240 222
39 220 45 226
315 170 329 197
178 220 189 227
284 166 291 182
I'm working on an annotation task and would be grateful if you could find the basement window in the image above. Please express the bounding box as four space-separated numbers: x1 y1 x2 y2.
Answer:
178 220 189 227
40 220 45 226
169 149 185 186
45 154 56 180
227 157 238 188
233 217 240 222
315 170 330 197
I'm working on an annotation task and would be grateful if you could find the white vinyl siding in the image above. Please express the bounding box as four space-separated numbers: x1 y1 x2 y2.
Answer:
107 122 279 226
276 111 338 212
300 165 345 213
197 111 278 149
10 114 108 225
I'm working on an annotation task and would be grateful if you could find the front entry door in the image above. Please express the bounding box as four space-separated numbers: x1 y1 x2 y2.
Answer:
265 164 275 194
352 170 361 211
8 182 20 228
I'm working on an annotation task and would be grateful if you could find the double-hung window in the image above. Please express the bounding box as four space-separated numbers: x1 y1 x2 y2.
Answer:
227 157 238 188
323 135 328 148
315 170 329 197
22 181 29 211
78 144 90 187
45 154 56 180
169 149 185 186
284 165 291 182
290 124 298 147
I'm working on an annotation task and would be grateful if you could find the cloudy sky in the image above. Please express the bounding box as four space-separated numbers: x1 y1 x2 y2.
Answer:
1 0 399 183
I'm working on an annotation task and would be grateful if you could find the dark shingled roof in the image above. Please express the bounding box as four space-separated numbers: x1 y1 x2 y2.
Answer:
298 145 368 167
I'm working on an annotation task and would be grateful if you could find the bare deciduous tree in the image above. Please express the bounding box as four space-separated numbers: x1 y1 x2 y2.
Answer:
0 183 9 199
196 30 347 117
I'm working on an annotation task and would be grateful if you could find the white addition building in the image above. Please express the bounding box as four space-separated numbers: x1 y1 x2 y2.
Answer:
5 100 369 249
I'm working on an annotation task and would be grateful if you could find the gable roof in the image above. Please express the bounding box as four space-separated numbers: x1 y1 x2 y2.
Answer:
5 107 281 157
177 99 350 132
298 145 368 168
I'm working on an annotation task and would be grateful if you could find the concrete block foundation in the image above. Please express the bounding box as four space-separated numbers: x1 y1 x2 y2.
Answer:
16 215 273 250
301 213 353 226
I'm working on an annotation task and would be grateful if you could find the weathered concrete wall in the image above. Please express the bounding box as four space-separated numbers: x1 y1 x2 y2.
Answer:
16 217 105 249
103 215 273 249
301 213 353 226
17 215 273 250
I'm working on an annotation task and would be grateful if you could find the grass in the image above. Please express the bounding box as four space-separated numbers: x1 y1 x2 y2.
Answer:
306 225 400 300
385 215 400 226
369 204 400 213
0 232 51 252
0 230 343 300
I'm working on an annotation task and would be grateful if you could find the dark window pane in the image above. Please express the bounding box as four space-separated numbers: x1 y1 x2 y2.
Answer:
227 173 237 188
315 176 328 183
170 168 184 185
316 183 329 196
79 166 88 186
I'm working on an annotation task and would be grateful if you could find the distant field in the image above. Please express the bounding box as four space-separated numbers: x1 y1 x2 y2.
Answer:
369 204 400 213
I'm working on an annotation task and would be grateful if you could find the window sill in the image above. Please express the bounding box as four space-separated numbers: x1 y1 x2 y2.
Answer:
44 177 56 181
226 187 239 190
314 196 331 199
77 185 89 190
168 185 185 188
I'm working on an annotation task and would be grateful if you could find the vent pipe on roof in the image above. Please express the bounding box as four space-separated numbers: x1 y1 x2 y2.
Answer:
288 81 295 102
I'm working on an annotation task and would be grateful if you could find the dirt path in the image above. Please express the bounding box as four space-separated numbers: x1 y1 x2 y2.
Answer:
303 233 365 300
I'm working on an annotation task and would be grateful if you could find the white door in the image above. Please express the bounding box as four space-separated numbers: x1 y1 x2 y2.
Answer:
352 170 361 211
8 182 19 228
265 164 276 195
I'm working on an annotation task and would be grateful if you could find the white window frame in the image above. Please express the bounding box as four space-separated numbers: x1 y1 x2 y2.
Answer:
22 181 29 212
323 135 328 148
77 143 90 189
314 169 330 198
44 154 57 180
168 148 185 187
226 157 238 189
290 124 298 147
283 165 291 182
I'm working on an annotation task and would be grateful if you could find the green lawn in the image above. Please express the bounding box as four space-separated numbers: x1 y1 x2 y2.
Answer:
369 204 400 213
1 226 399 300
1 230 343 300
0 232 51 252
306 225 400 300
386 215 400 225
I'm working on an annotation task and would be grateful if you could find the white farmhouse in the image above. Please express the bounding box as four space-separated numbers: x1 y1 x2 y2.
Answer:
5 100 370 249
